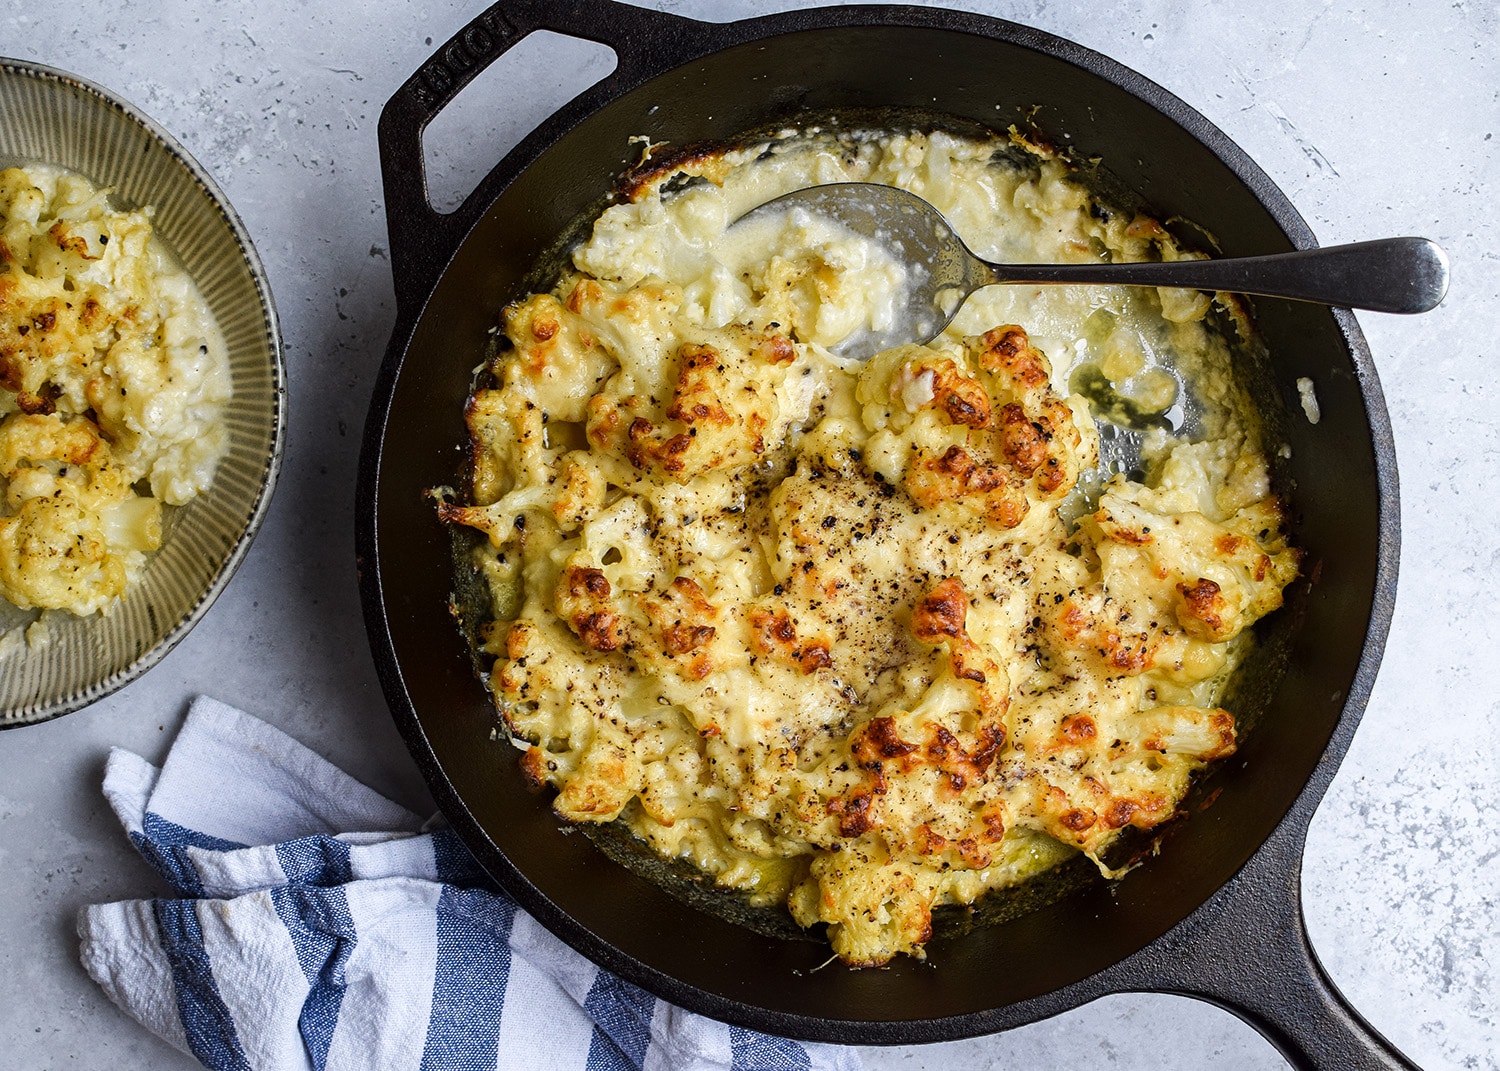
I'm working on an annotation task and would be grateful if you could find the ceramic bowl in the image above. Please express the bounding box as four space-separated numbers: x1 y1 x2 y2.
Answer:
0 59 284 726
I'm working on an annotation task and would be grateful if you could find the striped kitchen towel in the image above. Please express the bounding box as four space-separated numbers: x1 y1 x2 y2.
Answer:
78 696 859 1071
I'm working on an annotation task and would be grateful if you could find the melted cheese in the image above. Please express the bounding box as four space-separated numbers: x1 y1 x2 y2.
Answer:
0 165 229 616
446 129 1298 966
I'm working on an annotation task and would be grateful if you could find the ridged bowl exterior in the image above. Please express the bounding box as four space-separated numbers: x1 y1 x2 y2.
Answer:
0 60 284 726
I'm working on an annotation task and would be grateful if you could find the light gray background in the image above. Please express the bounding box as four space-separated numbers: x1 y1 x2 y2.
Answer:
2 1 1494 1068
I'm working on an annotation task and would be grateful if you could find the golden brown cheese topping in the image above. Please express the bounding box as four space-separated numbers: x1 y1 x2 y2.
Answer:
0 165 229 619
444 129 1299 966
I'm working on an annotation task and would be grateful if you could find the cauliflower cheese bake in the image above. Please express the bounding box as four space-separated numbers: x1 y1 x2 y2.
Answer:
0 163 229 625
441 126 1299 966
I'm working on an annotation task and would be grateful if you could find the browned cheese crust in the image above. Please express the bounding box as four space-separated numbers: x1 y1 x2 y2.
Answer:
441 131 1300 966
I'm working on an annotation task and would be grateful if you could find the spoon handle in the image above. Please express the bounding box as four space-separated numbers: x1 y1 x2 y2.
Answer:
983 237 1449 314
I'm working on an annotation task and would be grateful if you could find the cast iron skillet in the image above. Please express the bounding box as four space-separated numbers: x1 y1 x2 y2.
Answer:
357 2 1410 1066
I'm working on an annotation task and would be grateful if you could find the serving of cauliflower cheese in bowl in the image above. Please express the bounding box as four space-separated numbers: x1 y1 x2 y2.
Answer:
0 61 283 726
440 127 1300 968
0 164 229 618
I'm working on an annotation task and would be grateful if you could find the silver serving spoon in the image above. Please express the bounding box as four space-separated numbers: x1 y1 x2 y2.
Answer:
736 182 1449 357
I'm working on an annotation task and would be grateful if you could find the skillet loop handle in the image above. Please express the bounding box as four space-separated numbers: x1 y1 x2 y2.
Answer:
377 0 713 309
1124 813 1420 1070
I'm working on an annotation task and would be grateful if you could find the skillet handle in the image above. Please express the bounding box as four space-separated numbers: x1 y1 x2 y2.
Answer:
1121 809 1419 1070
376 0 716 309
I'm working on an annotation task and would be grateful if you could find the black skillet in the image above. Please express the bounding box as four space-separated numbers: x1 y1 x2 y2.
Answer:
356 2 1410 1066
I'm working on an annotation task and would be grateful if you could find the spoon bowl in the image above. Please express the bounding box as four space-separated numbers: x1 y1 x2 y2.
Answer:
736 182 1449 358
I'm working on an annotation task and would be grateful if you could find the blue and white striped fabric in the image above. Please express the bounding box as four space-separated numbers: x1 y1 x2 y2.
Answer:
78 696 860 1071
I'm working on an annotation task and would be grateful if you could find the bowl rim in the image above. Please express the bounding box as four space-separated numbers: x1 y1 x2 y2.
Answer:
0 57 287 728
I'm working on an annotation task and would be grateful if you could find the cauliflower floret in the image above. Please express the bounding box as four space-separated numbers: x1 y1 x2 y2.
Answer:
0 413 160 614
1 496 125 614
